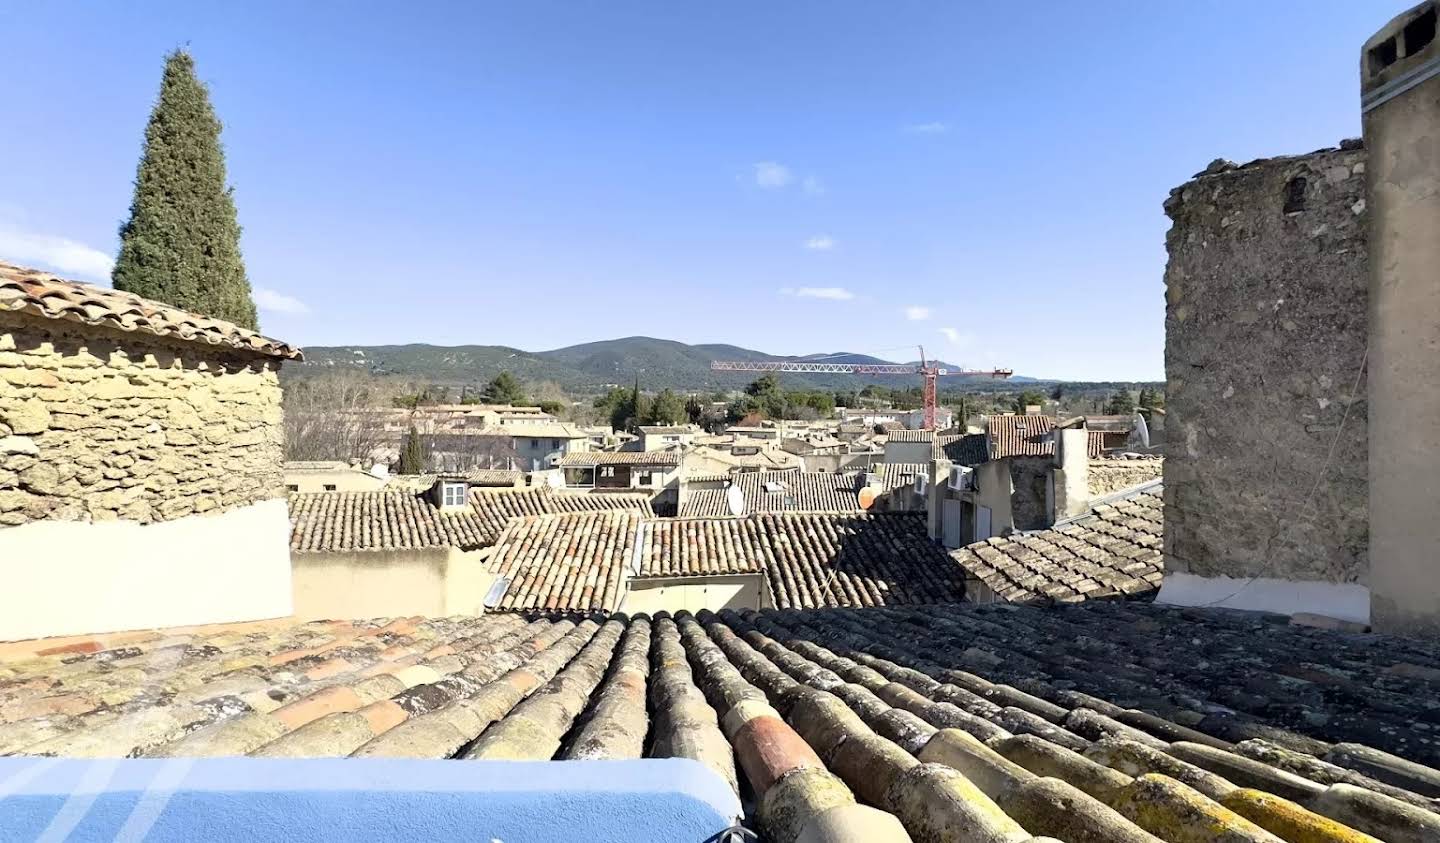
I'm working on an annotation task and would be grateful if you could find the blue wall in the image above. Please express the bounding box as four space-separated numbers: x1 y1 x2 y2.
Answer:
0 757 741 843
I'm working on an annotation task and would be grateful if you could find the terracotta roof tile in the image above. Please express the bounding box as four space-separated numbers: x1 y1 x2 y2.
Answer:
934 433 989 465
988 415 1104 459
288 487 654 552
558 451 682 467
886 429 934 443
679 470 865 517
0 259 301 360
950 483 1164 604
487 510 965 610
3 603 1437 842
486 511 641 613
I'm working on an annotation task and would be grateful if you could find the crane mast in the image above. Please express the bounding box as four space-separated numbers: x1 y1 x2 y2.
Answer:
711 346 1013 430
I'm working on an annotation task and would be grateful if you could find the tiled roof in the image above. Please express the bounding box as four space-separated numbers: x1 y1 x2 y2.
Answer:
288 487 654 552
488 510 965 610
935 432 989 465
460 423 589 439
486 511 641 612
559 451 682 467
283 460 354 472
678 470 864 517
288 490 490 552
886 429 934 443
951 483 1164 604
464 469 522 486
988 415 1105 459
3 605 1438 843
637 425 695 434
0 259 302 360
697 512 967 609
874 462 925 491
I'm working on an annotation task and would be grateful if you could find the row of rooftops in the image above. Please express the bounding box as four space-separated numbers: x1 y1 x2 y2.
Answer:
287 474 1167 614
2 602 1435 840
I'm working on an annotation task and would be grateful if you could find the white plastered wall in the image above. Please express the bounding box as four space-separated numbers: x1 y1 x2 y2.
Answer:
0 499 293 642
1154 572 1371 624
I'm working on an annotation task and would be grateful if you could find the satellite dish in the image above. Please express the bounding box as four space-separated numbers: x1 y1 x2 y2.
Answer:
858 486 878 510
1133 412 1151 449
726 484 746 517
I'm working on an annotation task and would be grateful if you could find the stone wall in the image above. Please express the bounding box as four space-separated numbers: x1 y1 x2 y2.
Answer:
1162 143 1369 587
0 312 285 526
1008 457 1052 531
1087 458 1163 497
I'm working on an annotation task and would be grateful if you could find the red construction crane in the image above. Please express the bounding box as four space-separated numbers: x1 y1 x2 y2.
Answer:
711 346 1013 430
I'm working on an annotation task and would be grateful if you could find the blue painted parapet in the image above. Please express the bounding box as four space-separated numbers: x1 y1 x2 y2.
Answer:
0 757 742 843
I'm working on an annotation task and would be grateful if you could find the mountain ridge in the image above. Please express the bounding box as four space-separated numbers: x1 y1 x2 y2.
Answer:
291 335 1057 391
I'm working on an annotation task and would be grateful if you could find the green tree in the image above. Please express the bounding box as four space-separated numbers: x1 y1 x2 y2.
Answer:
685 394 707 425
536 399 567 416
1107 389 1137 415
1138 387 1164 410
113 50 257 328
648 389 686 426
480 371 527 405
952 394 973 429
743 373 785 418
398 426 426 474
1013 389 1047 413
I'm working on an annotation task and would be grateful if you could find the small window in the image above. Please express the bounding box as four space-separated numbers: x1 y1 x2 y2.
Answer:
550 439 561 450
1283 176 1307 214
1405 7 1436 56
600 466 615 478
530 438 542 449
286 484 299 493
1369 36 1399 76
323 484 337 492
440 482 467 507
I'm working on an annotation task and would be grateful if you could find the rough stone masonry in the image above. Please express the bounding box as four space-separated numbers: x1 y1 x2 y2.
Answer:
0 310 285 526
1163 142 1369 590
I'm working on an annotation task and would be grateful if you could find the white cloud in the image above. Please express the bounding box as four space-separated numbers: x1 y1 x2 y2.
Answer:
903 121 949 135
801 175 825 195
753 161 794 189
782 286 854 301
939 326 974 346
0 224 114 281
904 305 932 321
253 286 310 316
804 235 836 251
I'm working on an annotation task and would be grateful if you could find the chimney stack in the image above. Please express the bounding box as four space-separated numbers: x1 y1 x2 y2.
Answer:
1362 1 1440 636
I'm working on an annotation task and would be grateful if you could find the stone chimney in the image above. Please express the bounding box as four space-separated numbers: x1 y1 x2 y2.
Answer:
1363 0 1440 637
1052 427 1091 522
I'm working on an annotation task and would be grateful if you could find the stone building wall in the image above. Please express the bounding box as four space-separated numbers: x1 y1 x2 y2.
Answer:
1087 458 1163 498
1008 457 1052 531
1162 143 1369 590
0 311 285 526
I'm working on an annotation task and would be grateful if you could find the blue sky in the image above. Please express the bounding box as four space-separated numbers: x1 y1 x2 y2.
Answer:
0 2 1389 380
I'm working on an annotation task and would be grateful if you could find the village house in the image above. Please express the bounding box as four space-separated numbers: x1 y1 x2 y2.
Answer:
287 479 654 618
635 423 700 451
676 468 917 517
482 509 965 615
282 459 388 493
679 440 801 476
0 261 301 640
421 421 590 473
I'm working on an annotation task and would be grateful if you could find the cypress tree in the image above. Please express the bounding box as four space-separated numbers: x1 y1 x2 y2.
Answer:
399 426 426 475
113 50 258 329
